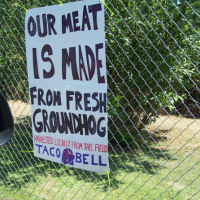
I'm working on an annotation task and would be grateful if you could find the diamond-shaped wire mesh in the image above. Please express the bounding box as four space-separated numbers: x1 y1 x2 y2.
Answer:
0 0 200 199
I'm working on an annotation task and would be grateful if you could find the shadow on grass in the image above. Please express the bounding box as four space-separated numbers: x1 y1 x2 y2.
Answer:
0 116 176 191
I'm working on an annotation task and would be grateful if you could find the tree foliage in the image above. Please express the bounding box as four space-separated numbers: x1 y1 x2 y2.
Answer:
106 0 200 145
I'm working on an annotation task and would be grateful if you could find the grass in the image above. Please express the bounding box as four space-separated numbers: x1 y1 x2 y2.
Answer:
0 113 200 200
0 187 34 200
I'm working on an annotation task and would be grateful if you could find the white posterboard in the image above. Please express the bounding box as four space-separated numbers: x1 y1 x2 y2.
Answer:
25 0 109 173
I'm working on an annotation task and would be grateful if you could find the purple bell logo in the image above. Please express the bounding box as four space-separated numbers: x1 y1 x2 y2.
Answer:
62 148 75 165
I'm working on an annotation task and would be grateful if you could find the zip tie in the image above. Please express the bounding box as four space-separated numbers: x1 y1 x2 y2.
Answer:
106 170 110 186
100 0 114 15
57 0 63 7
21 150 34 153
14 3 27 12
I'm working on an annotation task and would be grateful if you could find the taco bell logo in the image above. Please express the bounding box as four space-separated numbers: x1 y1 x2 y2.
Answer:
62 148 75 165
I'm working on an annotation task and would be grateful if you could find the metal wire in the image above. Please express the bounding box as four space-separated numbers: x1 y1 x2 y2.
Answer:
0 0 200 199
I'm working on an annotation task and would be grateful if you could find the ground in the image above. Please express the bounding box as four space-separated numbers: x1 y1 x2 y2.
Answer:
0 101 199 199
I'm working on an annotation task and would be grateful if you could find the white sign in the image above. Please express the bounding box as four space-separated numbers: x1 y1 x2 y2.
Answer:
25 0 109 173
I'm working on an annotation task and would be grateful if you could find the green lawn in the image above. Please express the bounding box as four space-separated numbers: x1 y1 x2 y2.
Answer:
0 116 199 200
0 187 34 200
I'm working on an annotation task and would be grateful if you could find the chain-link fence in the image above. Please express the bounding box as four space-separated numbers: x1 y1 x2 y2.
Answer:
1 0 200 199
